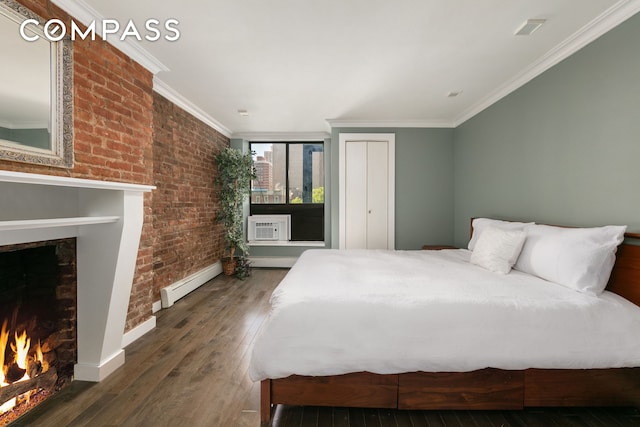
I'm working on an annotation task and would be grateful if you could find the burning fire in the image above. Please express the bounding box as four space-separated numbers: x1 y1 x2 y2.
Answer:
0 319 48 415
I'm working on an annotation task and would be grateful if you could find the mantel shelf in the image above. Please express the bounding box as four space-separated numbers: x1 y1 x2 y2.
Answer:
0 216 120 232
0 170 155 192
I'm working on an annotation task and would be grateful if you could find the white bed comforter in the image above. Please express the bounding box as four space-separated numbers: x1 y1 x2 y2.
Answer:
249 249 640 381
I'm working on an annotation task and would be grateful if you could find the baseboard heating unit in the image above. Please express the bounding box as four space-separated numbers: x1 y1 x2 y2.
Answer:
160 262 222 308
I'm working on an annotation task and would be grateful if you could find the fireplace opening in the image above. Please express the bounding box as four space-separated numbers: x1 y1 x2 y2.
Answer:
0 240 77 426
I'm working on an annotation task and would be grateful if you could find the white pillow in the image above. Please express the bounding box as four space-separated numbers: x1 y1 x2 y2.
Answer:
468 218 533 251
470 226 526 274
514 224 627 295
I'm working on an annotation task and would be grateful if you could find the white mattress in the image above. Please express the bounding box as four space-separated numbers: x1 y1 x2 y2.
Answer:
249 249 640 381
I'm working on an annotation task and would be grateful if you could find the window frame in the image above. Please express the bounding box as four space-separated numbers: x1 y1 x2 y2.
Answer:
249 141 325 241
250 141 324 206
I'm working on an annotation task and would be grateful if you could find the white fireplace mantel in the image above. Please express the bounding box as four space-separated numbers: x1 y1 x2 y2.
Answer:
0 170 155 382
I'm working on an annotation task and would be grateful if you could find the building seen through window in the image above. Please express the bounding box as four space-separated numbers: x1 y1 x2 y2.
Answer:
251 143 324 204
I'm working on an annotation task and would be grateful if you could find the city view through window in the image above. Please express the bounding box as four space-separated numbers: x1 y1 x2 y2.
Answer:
251 143 324 205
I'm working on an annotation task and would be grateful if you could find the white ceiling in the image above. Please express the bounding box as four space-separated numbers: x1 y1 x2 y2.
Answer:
61 0 640 136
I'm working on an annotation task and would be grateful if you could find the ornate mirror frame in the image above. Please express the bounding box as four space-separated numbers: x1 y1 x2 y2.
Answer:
0 0 73 168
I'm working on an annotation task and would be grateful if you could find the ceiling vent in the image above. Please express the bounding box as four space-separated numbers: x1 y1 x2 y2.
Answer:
515 19 546 36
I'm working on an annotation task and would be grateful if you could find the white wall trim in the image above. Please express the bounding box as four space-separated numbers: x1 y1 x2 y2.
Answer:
327 119 455 129
153 77 232 138
454 0 640 126
338 133 395 250
249 256 298 268
160 262 222 308
51 0 169 75
74 349 124 382
121 315 156 348
52 0 234 138
232 131 331 141
153 76 231 138
152 300 162 314
327 1 640 129
52 0 640 133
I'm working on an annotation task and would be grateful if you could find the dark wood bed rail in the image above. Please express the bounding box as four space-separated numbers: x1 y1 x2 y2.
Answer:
262 367 640 423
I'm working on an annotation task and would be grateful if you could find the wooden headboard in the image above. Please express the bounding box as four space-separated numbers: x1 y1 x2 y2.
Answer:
469 218 640 307
607 241 640 307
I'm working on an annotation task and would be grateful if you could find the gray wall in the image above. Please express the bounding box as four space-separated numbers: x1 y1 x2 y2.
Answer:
453 12 640 247
331 127 454 250
0 127 49 149
244 128 455 257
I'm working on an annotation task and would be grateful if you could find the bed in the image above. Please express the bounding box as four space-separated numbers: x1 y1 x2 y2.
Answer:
250 219 640 425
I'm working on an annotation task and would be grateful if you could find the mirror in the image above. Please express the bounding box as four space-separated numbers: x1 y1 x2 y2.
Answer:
0 0 73 168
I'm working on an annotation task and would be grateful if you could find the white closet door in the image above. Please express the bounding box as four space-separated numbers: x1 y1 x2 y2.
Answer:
344 141 368 249
339 133 395 250
366 140 389 249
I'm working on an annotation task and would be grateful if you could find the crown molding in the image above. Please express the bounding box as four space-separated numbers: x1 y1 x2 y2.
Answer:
52 0 169 74
52 0 640 134
454 0 640 126
326 119 455 129
231 132 331 141
153 78 232 138
52 0 231 137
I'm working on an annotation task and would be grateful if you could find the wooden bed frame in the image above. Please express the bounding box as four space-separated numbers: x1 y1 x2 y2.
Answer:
260 228 640 425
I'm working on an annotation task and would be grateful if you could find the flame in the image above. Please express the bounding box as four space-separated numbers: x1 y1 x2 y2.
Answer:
35 340 47 372
11 330 30 372
0 320 15 414
0 319 47 416
0 320 8 385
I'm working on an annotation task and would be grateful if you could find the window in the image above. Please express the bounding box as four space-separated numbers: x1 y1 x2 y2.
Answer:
251 143 324 205
250 142 324 241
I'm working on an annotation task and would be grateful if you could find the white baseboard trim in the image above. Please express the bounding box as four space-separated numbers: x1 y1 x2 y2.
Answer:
122 315 156 348
119 263 222 351
160 261 222 308
74 349 125 382
249 256 298 268
152 300 162 313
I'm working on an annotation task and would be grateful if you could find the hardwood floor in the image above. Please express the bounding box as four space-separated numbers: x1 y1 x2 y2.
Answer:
271 406 640 427
13 268 640 426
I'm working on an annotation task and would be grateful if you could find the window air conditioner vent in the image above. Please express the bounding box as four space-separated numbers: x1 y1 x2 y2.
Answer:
255 222 279 240
248 215 291 242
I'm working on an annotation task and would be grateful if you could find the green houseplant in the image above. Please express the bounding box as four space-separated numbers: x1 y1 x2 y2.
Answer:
214 147 256 276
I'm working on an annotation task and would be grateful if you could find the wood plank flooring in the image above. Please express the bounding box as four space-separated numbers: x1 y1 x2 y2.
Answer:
271 406 640 427
12 268 640 426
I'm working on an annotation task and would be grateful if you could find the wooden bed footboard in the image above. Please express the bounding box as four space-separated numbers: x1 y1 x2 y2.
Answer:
261 368 640 424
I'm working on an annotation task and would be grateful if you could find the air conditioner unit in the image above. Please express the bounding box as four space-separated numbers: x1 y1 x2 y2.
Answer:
248 215 291 242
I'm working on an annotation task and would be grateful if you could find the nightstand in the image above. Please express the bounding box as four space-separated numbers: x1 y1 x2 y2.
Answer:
422 245 457 250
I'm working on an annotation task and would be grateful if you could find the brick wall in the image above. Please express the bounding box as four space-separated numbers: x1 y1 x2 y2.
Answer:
3 0 154 184
2 0 229 332
2 0 154 331
152 94 228 298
